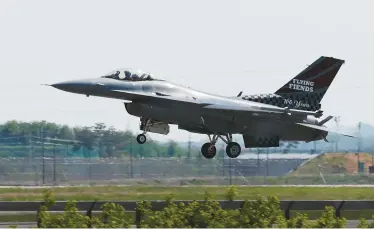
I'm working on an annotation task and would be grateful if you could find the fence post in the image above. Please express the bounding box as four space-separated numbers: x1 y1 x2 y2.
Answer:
86 201 96 228
285 201 294 220
335 201 345 218
135 208 142 228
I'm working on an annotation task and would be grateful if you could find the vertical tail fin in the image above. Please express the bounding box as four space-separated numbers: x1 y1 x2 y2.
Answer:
274 56 345 111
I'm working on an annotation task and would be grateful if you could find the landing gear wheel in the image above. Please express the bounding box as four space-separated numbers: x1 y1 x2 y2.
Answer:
226 142 241 158
201 142 216 159
136 134 147 144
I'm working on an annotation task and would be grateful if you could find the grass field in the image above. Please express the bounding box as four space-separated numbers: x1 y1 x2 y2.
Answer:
0 186 374 201
1 186 374 222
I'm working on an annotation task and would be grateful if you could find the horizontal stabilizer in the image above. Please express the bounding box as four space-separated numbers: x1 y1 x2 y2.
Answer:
296 122 356 138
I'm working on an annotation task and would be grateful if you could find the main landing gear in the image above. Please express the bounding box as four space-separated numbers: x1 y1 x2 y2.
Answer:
201 133 241 159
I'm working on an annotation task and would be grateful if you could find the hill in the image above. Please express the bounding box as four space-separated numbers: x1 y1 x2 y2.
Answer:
290 152 374 176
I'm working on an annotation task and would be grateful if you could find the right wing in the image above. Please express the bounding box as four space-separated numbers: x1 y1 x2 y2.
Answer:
296 122 356 138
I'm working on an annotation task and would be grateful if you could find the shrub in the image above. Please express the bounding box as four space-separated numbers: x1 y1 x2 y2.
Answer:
238 195 287 228
38 189 132 228
358 216 374 228
33 189 350 228
287 212 313 228
312 206 347 228
140 191 241 228
225 185 238 201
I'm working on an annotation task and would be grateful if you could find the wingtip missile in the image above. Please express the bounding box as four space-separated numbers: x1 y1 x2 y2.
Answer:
317 115 333 126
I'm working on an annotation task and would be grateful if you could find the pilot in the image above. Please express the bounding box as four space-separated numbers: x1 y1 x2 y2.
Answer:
146 74 153 80
124 70 132 80
113 71 120 79
132 74 139 81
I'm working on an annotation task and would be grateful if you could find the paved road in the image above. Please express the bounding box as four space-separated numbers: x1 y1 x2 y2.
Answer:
2 184 374 188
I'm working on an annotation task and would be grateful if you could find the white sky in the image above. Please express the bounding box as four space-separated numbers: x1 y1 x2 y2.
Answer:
0 0 372 143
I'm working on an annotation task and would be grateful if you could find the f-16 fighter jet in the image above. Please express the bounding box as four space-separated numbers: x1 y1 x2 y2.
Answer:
50 56 354 159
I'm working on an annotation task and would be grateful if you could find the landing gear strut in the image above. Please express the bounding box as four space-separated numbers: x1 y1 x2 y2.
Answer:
200 133 241 159
136 118 151 144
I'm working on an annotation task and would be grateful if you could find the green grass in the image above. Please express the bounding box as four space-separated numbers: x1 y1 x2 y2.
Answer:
1 186 374 201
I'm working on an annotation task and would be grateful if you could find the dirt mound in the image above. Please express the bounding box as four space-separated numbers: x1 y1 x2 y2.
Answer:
290 152 374 176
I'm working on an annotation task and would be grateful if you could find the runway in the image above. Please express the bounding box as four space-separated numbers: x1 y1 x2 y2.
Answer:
1 184 374 188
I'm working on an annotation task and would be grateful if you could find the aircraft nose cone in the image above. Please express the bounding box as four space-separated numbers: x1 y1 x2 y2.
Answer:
51 82 71 90
51 80 93 94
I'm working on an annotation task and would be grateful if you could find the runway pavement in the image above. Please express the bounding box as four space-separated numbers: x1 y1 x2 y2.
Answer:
1 184 374 188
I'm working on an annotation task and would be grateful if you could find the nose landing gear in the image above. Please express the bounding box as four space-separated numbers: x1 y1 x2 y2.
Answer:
136 134 147 144
136 118 151 144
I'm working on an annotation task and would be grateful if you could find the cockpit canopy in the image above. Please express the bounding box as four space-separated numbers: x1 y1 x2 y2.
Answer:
101 68 156 81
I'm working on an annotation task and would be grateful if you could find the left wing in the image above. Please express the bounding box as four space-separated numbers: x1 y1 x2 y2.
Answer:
111 89 206 108
111 89 320 117
111 89 284 116
296 122 356 138
202 104 284 115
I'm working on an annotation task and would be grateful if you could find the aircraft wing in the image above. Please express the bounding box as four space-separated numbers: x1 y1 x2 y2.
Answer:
296 123 356 138
111 89 316 117
110 89 207 107
202 104 284 115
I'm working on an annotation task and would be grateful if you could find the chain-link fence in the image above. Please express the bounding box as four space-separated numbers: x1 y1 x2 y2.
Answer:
0 155 330 186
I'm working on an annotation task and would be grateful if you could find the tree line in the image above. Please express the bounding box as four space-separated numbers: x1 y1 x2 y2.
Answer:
0 120 188 158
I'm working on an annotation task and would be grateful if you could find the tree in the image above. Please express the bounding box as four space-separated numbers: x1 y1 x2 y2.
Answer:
167 141 178 157
74 127 96 152
58 125 74 140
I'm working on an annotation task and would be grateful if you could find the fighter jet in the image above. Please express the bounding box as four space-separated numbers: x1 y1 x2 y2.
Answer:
49 56 354 159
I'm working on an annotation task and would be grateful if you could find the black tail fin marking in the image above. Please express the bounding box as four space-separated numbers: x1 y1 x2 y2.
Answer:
274 56 345 111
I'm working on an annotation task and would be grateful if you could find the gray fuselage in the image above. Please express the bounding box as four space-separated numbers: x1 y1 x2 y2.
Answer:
53 77 325 142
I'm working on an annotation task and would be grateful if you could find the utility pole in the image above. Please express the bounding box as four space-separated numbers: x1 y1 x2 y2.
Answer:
130 140 133 178
357 122 362 173
187 134 191 160
28 133 32 163
222 143 225 177
41 125 45 185
88 146 92 185
313 141 317 154
229 157 232 185
53 143 56 185
266 148 269 177
257 148 260 176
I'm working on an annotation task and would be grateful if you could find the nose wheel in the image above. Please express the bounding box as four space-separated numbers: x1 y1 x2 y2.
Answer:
136 134 147 144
